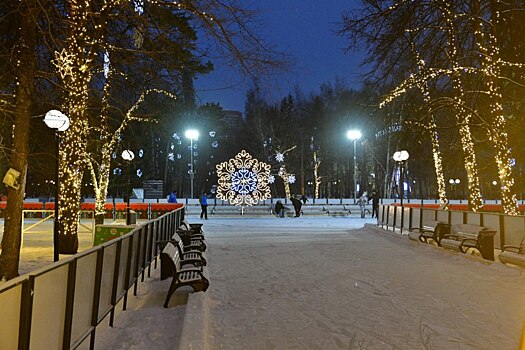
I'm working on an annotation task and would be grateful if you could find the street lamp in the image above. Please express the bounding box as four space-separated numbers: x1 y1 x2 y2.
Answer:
44 109 70 261
185 129 199 198
122 149 135 225
448 178 460 199
393 150 409 206
346 129 362 203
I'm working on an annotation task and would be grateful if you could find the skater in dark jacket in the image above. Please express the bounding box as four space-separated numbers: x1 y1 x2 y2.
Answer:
290 196 302 217
368 190 380 218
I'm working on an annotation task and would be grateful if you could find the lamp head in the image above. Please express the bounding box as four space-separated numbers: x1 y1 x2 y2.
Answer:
393 150 409 162
346 129 362 140
44 110 70 132
121 150 135 161
185 129 199 140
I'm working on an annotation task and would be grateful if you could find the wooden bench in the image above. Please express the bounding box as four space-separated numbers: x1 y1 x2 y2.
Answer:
440 224 497 260
161 242 209 308
498 238 525 268
158 239 207 279
408 221 450 246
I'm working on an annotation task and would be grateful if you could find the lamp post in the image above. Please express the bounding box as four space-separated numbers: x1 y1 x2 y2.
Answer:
449 178 460 199
185 129 199 198
44 110 70 262
346 129 362 203
492 180 498 200
393 150 409 206
122 149 135 225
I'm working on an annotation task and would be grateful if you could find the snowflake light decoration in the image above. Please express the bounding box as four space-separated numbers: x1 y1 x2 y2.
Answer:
268 175 276 184
275 152 284 162
216 150 272 206
288 175 296 184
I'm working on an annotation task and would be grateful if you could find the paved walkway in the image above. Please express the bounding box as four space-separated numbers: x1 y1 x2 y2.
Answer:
89 217 525 349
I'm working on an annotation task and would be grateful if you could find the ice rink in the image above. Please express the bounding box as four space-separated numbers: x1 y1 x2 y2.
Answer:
67 215 525 350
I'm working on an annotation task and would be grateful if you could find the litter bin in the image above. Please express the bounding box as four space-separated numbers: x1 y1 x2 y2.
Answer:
479 230 497 261
128 210 137 225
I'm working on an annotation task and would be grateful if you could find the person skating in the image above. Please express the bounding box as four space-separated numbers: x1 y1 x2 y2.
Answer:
168 190 177 203
300 194 309 205
200 192 208 219
358 191 368 218
369 190 380 218
290 196 302 217
274 200 285 218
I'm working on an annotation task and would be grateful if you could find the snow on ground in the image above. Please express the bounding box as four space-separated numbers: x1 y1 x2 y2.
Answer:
4 215 525 349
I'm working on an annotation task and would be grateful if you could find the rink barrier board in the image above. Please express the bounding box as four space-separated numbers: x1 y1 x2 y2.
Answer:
378 204 525 250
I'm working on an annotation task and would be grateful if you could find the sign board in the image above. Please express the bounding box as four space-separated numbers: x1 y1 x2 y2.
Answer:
143 180 163 199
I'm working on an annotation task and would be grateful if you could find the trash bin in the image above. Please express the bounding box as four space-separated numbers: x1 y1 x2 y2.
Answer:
479 230 497 261
128 210 137 225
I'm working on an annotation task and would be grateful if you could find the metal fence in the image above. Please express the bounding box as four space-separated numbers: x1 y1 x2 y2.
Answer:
377 204 525 249
0 207 184 350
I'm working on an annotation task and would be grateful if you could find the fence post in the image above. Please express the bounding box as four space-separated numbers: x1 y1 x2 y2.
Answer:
62 260 78 350
109 240 122 327
18 277 35 350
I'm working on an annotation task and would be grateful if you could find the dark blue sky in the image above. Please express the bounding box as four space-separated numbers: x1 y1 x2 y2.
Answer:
194 0 366 112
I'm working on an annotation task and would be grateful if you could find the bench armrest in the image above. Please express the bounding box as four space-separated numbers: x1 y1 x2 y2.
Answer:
501 245 522 253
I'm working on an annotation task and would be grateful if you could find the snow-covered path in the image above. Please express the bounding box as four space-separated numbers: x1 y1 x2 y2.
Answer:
83 216 525 350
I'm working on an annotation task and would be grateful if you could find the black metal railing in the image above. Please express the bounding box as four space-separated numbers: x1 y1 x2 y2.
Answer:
0 207 184 350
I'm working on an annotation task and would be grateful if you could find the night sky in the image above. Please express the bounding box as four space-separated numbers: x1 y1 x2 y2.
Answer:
194 0 366 112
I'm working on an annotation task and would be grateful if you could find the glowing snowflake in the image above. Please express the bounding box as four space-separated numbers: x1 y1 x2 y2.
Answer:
288 175 296 184
216 150 272 206
268 175 276 184
275 152 284 162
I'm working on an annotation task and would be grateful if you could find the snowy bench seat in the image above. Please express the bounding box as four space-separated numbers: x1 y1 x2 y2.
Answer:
440 224 496 260
161 242 209 308
408 221 450 246
499 239 525 268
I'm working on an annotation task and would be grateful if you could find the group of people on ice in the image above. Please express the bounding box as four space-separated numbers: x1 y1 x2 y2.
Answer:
274 191 379 218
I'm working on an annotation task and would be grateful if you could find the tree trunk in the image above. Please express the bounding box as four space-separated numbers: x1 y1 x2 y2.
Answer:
0 2 36 280
55 1 95 253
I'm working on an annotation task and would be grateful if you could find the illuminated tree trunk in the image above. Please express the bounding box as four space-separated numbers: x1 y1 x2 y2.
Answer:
442 0 483 211
313 151 321 199
54 1 95 253
429 124 448 208
473 0 518 215
412 50 448 209
278 165 291 198
0 2 36 280
87 150 112 225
